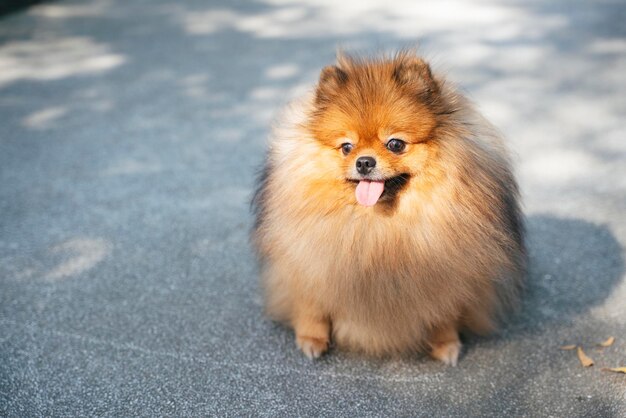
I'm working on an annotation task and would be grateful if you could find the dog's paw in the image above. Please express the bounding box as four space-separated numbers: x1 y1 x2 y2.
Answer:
430 340 462 367
296 335 329 360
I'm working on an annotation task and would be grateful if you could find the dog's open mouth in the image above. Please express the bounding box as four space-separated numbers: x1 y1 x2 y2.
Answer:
348 174 410 207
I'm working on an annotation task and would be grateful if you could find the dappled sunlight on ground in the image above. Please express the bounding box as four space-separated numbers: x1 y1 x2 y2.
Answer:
22 106 68 129
28 0 112 19
45 237 112 281
0 237 112 283
178 0 537 40
0 36 125 87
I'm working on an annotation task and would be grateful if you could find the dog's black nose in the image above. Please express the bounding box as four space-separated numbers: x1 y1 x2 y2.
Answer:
356 156 376 175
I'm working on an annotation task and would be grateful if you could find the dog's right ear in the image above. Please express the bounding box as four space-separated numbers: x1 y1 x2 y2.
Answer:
392 56 439 101
315 65 348 104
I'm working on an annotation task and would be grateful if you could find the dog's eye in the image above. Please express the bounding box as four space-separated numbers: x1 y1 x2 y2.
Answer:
386 138 406 153
341 143 354 155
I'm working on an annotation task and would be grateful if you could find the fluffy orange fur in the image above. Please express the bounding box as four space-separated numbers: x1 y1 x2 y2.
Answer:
252 51 525 365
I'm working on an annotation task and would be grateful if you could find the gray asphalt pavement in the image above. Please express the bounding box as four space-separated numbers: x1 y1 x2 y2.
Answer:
1 0 625 416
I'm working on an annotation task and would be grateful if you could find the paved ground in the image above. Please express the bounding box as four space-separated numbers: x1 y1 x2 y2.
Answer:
1 0 625 416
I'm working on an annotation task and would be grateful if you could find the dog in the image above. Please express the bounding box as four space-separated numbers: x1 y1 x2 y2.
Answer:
251 51 525 365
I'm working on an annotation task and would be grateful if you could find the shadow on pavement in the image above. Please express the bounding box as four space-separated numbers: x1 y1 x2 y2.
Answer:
0 0 47 17
520 214 624 327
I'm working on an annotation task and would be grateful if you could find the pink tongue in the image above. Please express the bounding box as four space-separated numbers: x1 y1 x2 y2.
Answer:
355 180 385 207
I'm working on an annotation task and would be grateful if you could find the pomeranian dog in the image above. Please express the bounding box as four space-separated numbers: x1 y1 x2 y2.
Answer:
252 51 525 365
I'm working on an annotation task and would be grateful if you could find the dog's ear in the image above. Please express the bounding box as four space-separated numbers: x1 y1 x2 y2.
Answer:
392 57 439 100
315 65 348 104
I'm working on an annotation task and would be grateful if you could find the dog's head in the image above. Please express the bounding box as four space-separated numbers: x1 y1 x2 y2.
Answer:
307 52 446 207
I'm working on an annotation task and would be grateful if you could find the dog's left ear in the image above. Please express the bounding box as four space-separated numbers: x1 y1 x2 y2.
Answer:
392 57 439 99
315 65 348 104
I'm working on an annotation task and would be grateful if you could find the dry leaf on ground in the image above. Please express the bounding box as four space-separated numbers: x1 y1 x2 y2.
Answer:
577 347 594 367
560 344 577 350
602 367 626 374
598 336 615 347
